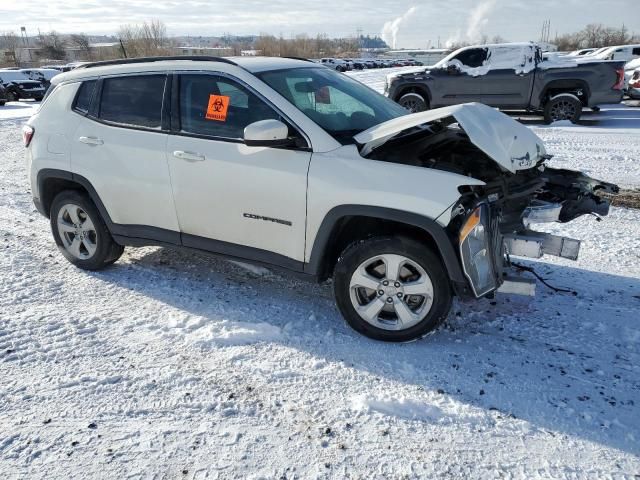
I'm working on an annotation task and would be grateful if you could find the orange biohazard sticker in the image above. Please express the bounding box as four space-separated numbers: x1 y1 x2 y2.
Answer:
205 94 230 121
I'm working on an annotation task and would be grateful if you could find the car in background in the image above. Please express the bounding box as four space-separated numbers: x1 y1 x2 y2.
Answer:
0 83 7 106
628 68 640 99
21 68 61 82
41 65 65 72
0 70 47 101
624 58 640 91
566 48 597 56
320 58 350 72
20 68 61 90
385 42 625 123
592 44 640 62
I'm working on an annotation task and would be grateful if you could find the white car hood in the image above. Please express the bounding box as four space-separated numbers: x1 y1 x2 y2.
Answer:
355 102 547 173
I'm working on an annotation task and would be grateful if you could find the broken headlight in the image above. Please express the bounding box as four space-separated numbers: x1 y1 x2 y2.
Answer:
459 204 497 297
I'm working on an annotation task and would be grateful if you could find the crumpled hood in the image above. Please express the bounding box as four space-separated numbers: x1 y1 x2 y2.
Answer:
354 102 547 173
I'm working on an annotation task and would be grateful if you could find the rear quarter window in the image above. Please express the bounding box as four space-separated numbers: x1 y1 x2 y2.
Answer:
72 80 96 114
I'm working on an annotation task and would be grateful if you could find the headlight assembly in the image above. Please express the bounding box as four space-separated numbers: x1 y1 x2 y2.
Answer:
459 205 497 297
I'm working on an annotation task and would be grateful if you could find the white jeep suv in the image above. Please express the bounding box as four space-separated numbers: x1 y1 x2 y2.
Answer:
25 56 618 342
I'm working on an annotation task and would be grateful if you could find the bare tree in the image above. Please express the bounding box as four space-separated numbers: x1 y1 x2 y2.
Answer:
555 23 639 50
70 33 93 60
119 20 170 58
36 30 67 60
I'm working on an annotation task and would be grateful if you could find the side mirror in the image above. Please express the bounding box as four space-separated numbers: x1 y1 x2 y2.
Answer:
446 64 461 75
244 119 292 147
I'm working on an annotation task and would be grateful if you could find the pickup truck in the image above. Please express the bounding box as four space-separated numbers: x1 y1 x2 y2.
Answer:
384 42 626 123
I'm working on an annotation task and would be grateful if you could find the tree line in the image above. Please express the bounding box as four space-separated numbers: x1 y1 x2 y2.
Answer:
553 24 639 51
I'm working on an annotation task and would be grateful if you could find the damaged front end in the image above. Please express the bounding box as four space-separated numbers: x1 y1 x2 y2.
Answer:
454 165 618 297
356 102 619 298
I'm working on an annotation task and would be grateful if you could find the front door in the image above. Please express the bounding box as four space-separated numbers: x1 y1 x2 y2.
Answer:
166 73 311 268
433 47 490 107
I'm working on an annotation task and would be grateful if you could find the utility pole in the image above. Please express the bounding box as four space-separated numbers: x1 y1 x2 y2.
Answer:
20 26 32 63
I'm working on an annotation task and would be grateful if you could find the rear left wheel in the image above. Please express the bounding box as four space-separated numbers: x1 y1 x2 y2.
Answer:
543 93 582 124
50 191 124 270
333 237 452 342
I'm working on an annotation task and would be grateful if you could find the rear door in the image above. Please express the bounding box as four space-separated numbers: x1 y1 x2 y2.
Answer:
71 74 180 237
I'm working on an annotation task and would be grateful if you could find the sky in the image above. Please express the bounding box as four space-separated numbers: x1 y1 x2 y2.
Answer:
0 0 639 48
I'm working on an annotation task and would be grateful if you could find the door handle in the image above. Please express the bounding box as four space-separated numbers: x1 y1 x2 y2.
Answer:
78 136 103 146
173 150 205 162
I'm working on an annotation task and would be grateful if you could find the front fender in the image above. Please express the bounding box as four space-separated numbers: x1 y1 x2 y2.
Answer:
305 204 468 287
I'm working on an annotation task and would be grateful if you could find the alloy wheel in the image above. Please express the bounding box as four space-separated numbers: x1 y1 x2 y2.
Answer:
349 253 434 331
549 99 577 121
56 204 98 260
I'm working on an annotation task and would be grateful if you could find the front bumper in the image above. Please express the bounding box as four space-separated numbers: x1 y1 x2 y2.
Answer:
456 168 618 298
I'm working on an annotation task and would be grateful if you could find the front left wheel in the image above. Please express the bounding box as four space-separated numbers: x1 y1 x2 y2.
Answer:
50 190 124 270
397 92 428 113
333 237 452 342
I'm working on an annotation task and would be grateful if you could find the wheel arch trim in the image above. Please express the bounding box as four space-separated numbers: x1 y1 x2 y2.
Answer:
305 205 467 286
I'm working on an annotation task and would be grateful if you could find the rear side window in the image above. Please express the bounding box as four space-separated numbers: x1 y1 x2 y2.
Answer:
73 80 96 114
633 48 640 55
99 75 165 129
178 74 279 139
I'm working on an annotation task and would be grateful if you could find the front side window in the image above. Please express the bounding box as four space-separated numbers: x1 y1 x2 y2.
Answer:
179 74 279 139
451 48 489 68
98 75 166 129
257 67 407 143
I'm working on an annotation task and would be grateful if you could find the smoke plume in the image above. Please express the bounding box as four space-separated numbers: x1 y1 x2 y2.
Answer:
446 0 497 47
381 6 418 49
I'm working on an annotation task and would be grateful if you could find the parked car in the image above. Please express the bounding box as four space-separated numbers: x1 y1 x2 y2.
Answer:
592 44 640 62
21 68 61 83
0 70 47 101
385 42 626 123
628 68 640 99
623 58 640 90
566 48 597 56
0 83 7 106
320 58 349 72
19 68 61 91
25 56 617 342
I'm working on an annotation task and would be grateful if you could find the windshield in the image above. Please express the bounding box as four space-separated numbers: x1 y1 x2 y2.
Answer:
257 67 408 143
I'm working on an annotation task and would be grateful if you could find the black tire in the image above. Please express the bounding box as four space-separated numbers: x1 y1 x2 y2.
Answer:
397 92 428 113
49 190 124 270
333 236 452 342
543 94 582 124
0 101 5 106
5 91 16 102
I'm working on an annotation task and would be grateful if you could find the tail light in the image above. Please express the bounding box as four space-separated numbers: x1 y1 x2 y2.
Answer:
613 68 625 90
22 125 34 147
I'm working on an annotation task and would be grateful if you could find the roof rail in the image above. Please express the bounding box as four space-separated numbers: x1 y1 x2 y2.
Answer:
77 56 238 69
281 56 315 63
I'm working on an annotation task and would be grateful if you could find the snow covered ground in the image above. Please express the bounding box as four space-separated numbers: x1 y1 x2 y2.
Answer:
1 88 639 479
